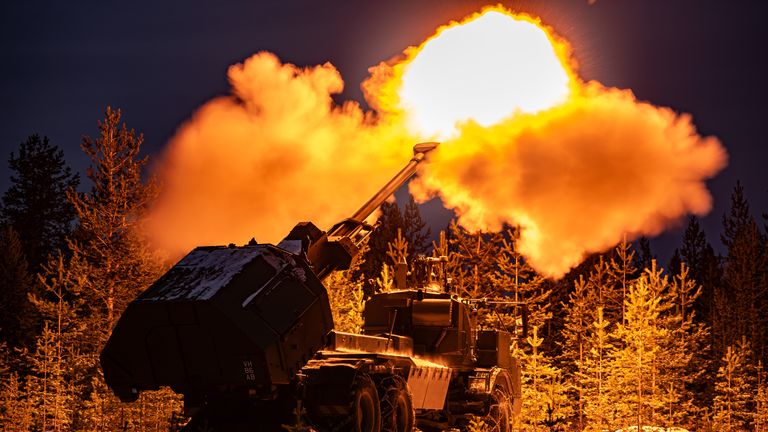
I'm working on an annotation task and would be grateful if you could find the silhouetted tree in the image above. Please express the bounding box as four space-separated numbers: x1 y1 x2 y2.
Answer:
722 181 752 250
680 216 721 328
763 202 767 236
681 216 708 281
0 226 35 350
358 201 404 292
718 182 768 360
402 194 430 258
633 236 654 271
668 249 682 278
359 195 432 291
1 135 79 271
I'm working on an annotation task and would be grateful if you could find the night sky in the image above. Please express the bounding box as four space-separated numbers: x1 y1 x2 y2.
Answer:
2 0 767 263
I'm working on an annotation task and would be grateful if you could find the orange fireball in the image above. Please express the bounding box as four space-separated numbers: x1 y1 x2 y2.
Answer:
367 6 577 139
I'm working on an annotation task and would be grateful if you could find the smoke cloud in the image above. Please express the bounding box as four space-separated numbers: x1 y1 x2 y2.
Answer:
145 8 727 279
409 83 727 277
144 52 412 257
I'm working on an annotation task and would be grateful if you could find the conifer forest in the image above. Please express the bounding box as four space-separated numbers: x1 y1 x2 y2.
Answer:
1 108 768 432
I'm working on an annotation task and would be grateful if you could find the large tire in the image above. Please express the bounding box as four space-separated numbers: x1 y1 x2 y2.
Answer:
485 388 512 432
379 376 415 432
351 373 382 432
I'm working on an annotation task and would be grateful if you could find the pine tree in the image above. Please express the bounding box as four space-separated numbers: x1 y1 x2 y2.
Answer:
30 254 87 352
69 107 175 428
680 216 722 380
713 279 734 366
27 249 90 429
558 243 633 431
763 207 767 236
327 251 368 333
719 182 767 361
430 229 468 294
68 107 163 337
358 194 431 290
0 109 185 430
668 249 682 278
633 237 654 271
386 228 409 267
560 276 593 430
327 239 370 334
666 263 708 428
607 265 670 430
722 181 752 250
589 256 622 321
756 361 768 432
1 134 79 271
0 225 36 350
603 261 705 430
681 216 709 283
375 263 395 293
381 227 410 291
449 222 502 299
26 323 74 432
610 239 637 324
493 228 551 331
358 201 404 291
519 326 569 431
26 107 177 429
725 219 767 355
81 374 124 431
0 372 35 431
402 194 430 258
80 373 181 432
582 307 613 432
713 338 755 431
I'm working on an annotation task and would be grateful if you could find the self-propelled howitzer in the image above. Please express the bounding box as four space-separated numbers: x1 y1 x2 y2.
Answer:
101 141 526 432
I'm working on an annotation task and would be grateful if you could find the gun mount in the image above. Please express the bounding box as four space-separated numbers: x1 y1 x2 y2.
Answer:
283 141 439 280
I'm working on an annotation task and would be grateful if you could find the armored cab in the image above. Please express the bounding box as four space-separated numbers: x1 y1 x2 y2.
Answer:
101 244 333 402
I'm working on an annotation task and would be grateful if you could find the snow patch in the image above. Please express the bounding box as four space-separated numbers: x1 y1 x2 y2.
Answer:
142 246 281 301
277 239 303 255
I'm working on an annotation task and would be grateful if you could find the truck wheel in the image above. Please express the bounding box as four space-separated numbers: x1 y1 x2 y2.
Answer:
486 388 512 432
379 376 414 432
351 373 382 432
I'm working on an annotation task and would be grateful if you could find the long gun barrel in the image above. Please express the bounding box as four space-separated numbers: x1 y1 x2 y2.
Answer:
284 142 439 279
349 142 439 225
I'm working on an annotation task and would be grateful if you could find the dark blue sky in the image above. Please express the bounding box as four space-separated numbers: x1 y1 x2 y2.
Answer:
2 0 767 262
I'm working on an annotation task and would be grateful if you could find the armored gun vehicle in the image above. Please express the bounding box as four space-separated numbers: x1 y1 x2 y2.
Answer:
101 142 528 432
